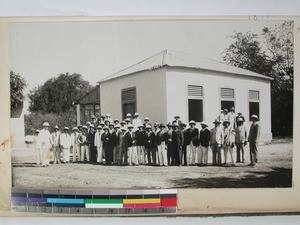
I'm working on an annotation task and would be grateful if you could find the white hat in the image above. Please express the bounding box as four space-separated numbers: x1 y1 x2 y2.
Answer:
251 115 259 120
82 125 88 130
127 124 134 129
121 127 127 131
97 125 102 129
134 112 139 116
145 124 152 129
189 120 196 125
144 117 149 121
106 113 111 117
126 113 132 117
89 124 95 128
42 122 50 127
237 118 244 122
125 118 131 122
35 129 40 133
54 125 59 129
72 127 78 131
63 127 69 130
103 126 109 130
115 124 121 129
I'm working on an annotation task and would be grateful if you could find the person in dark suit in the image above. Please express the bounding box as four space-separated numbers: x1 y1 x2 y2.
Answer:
125 124 138 166
186 120 199 165
87 124 96 164
101 126 113 165
144 125 157 165
248 115 260 166
166 122 173 166
180 123 189 166
198 122 210 166
136 124 146 165
171 123 184 166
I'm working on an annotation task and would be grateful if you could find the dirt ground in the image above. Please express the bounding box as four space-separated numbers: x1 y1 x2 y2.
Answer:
12 138 293 189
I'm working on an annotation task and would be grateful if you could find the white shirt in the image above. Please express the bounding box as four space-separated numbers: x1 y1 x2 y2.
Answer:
59 133 71 149
38 129 52 146
94 130 103 148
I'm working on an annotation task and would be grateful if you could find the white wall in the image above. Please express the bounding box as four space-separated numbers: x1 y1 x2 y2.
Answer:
166 68 272 141
100 68 167 124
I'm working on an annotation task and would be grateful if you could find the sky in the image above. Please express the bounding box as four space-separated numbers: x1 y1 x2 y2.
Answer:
10 19 283 93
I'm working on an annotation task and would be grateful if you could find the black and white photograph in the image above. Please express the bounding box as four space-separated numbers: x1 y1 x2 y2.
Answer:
10 19 293 189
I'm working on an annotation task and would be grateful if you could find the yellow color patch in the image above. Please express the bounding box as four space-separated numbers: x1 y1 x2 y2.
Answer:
123 198 161 204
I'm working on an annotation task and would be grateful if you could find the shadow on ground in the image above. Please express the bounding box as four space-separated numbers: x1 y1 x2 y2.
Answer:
171 167 292 188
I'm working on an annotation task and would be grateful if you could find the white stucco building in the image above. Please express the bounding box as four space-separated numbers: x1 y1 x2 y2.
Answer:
98 50 273 142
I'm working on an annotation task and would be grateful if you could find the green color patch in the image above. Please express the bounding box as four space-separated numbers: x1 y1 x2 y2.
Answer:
84 199 123 204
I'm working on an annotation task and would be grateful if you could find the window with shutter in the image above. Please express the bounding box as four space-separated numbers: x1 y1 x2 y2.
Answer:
187 85 203 122
220 88 235 111
221 88 234 99
121 87 136 119
249 90 260 120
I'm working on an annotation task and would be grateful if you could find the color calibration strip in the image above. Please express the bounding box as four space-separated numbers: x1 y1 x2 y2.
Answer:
11 188 177 214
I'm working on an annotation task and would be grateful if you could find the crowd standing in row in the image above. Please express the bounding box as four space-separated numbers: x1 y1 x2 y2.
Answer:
33 108 260 168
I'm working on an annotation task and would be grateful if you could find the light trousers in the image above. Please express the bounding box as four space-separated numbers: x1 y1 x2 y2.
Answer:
35 147 43 165
223 145 234 164
72 144 80 162
199 145 209 164
42 145 51 166
97 146 103 163
187 142 197 165
53 146 61 163
137 146 145 164
128 146 138 165
62 148 70 163
81 145 90 162
158 142 168 166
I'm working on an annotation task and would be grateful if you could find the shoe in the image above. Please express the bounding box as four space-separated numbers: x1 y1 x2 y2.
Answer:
231 164 236 167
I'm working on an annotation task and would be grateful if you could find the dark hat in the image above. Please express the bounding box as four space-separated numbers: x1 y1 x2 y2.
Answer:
222 120 230 126
213 119 221 124
159 123 165 128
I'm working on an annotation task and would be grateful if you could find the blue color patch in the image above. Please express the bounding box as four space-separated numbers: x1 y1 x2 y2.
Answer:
46 198 84 204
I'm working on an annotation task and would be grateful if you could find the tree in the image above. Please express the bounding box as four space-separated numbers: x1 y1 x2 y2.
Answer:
28 73 93 114
222 21 294 136
10 71 27 117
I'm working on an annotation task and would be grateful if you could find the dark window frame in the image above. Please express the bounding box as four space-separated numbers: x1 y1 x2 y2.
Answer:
121 87 137 120
187 85 204 123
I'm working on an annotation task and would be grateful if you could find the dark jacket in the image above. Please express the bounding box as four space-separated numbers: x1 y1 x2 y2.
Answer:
171 129 184 148
101 132 113 148
186 127 199 146
87 131 95 147
156 130 169 145
183 130 190 146
125 131 137 148
136 130 146 146
145 131 156 149
199 128 210 147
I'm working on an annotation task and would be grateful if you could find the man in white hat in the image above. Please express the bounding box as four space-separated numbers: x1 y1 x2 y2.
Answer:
171 123 184 166
87 124 97 164
157 123 169 166
144 124 156 165
210 119 224 166
59 127 71 163
248 115 260 166
114 124 123 165
78 125 90 162
136 124 146 165
234 117 247 163
51 125 61 164
38 122 52 166
101 125 113 165
105 113 113 124
126 113 132 123
143 117 151 128
186 120 199 166
198 122 210 166
119 127 128 165
132 112 142 131
70 127 80 163
228 107 236 129
34 129 42 165
94 125 104 164
222 120 235 166
125 124 138 166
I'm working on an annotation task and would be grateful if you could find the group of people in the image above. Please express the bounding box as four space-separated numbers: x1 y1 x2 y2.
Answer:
33 108 261 167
